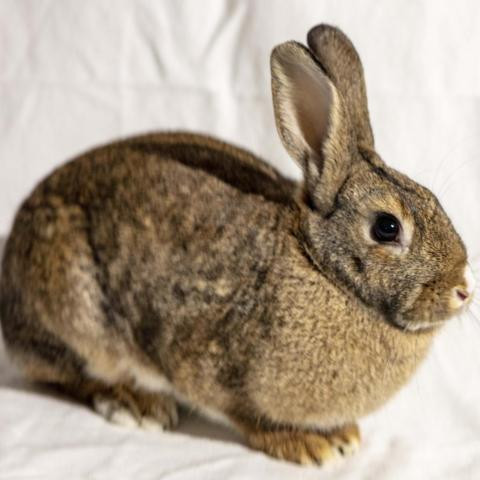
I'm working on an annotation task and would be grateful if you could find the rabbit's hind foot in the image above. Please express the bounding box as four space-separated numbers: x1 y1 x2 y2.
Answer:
245 422 360 465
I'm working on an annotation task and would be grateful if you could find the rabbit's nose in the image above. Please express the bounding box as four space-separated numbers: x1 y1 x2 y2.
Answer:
455 288 469 302
453 265 475 308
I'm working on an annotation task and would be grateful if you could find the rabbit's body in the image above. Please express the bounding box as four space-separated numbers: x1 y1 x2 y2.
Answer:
0 132 433 428
0 25 473 465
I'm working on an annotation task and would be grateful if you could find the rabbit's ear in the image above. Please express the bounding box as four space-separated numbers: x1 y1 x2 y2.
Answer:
271 41 355 215
307 24 374 148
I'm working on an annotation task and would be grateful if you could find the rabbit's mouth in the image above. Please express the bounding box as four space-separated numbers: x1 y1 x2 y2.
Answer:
394 295 472 333
392 265 475 333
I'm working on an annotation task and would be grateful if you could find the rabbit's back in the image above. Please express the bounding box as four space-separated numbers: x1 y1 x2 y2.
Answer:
0 132 297 395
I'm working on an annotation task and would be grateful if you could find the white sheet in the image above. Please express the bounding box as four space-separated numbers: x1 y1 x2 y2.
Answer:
1 1 480 478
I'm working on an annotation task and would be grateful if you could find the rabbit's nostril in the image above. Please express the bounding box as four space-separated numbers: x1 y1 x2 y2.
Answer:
456 288 469 302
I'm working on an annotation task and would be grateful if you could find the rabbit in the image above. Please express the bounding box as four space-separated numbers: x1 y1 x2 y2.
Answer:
0 24 475 465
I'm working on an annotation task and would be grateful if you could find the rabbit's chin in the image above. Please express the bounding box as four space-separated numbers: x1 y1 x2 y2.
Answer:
393 301 470 332
392 317 446 333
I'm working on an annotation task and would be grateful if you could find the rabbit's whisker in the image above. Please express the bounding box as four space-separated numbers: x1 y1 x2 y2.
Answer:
465 310 480 334
437 157 478 198
430 137 472 191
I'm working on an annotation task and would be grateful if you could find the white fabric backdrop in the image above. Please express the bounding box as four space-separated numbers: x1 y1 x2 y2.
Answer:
1 1 480 478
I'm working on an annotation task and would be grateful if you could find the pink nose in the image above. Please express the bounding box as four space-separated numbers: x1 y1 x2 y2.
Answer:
456 288 469 302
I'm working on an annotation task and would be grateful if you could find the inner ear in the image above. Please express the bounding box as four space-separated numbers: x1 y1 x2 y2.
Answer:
271 41 356 215
271 42 335 168
287 59 332 157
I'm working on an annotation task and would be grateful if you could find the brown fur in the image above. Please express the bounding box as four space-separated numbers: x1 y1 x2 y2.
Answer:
0 25 471 465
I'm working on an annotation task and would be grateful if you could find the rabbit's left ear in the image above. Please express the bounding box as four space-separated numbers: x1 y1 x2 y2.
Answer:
271 41 356 215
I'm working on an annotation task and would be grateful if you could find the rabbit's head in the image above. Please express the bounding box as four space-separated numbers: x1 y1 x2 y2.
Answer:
271 25 475 331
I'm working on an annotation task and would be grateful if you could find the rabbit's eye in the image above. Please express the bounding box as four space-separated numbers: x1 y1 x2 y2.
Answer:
371 213 400 243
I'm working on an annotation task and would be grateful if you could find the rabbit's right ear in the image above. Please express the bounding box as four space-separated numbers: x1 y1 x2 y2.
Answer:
271 41 355 216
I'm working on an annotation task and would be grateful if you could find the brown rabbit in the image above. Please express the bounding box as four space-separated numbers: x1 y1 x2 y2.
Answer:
0 24 475 465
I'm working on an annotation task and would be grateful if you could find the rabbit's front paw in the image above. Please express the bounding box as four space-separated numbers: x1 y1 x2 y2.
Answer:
93 386 178 431
247 423 360 465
